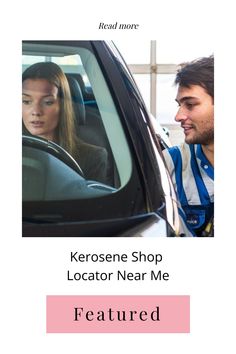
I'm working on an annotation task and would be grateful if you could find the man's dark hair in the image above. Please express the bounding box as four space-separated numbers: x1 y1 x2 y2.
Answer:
175 55 214 100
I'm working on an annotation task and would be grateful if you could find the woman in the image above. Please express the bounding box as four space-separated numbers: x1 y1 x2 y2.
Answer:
22 62 108 183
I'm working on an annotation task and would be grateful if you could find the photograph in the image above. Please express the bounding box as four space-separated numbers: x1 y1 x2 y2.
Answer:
22 40 214 237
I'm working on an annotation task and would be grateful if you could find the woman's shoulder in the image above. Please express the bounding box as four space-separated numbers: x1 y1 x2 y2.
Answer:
76 139 108 182
77 139 107 158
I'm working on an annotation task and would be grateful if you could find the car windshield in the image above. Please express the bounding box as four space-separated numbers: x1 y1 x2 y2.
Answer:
22 41 132 201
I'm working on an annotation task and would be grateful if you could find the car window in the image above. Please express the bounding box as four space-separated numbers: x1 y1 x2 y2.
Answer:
22 42 132 202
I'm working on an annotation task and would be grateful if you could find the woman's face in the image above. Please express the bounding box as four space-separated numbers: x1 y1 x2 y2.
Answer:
22 79 60 141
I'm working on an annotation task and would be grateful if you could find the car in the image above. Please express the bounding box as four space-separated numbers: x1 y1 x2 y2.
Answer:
22 40 180 237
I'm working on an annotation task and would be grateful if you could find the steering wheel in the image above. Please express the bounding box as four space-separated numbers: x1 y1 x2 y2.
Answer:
22 135 85 177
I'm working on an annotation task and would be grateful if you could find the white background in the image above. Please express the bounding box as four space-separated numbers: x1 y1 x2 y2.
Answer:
1 0 236 353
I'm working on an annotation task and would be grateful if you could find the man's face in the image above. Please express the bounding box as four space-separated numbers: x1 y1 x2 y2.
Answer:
175 85 214 146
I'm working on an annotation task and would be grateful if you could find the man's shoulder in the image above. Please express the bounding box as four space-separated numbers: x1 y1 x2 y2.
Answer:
164 142 189 158
168 142 194 152
163 143 198 172
165 143 200 158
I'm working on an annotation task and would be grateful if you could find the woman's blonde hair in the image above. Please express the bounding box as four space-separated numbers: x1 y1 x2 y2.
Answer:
22 61 79 157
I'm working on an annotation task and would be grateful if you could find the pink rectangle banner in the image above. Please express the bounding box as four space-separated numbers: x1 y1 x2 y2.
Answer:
46 295 190 333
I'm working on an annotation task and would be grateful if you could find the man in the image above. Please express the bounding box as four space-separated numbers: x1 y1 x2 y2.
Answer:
163 55 214 236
